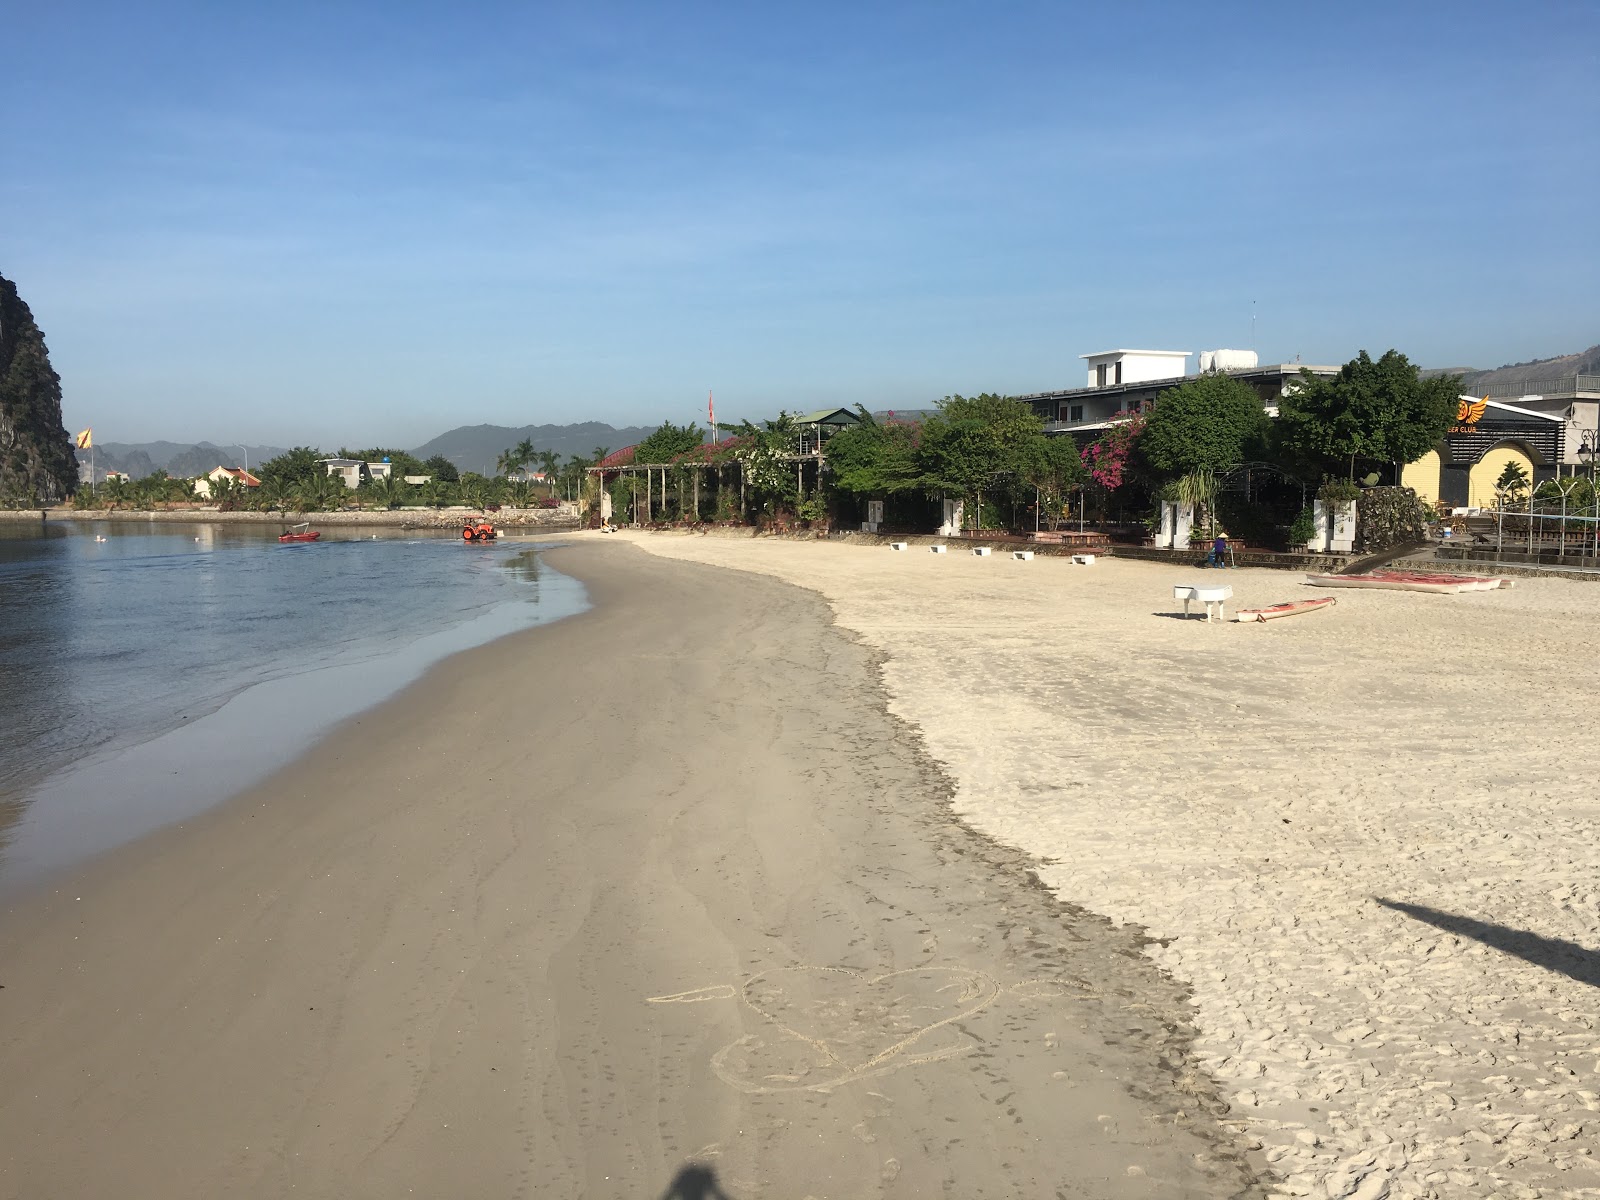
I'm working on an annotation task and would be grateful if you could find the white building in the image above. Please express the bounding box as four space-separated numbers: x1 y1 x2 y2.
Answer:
192 466 261 499
319 458 393 489
1080 349 1191 390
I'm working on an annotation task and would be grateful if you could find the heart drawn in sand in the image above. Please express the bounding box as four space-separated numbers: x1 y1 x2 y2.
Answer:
652 966 1002 1093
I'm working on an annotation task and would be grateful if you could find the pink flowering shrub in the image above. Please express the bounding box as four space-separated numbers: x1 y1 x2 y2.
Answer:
1081 413 1145 491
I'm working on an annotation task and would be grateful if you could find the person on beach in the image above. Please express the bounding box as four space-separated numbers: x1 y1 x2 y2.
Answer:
1208 533 1228 568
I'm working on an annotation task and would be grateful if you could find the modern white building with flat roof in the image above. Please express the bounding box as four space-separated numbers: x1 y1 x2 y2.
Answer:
1080 349 1191 389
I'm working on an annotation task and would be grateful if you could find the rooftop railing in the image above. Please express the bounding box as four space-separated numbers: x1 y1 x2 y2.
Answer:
1476 375 1600 399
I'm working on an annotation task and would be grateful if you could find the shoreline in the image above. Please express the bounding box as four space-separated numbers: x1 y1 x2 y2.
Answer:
614 528 1600 1199
0 559 588 899
0 540 1261 1198
0 506 581 530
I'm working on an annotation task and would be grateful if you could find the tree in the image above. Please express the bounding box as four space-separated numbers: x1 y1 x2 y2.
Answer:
423 454 459 483
1495 460 1530 505
458 472 490 509
1017 432 1086 520
1277 351 1459 479
258 447 326 491
1140 373 1269 478
633 423 702 466
349 448 425 477
916 394 1046 528
296 470 345 512
823 409 922 495
496 439 536 478
535 449 561 494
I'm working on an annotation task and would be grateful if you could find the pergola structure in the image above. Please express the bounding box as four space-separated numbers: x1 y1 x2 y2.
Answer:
586 409 861 525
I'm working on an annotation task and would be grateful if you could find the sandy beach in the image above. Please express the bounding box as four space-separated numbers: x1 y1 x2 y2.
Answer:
0 543 1258 1199
611 531 1600 1200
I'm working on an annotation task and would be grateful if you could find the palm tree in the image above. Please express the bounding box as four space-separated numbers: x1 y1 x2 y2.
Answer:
458 473 489 510
536 449 561 497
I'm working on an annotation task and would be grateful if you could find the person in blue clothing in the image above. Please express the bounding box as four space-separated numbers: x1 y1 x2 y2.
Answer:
1207 533 1229 568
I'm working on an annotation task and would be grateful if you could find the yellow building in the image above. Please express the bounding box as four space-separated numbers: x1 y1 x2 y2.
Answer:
1400 398 1562 509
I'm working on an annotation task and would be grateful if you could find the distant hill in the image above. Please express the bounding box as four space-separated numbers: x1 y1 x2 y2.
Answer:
88 441 288 482
410 422 658 472
1426 342 1600 392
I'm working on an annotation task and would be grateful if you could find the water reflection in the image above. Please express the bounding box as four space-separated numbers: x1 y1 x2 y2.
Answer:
0 524 584 889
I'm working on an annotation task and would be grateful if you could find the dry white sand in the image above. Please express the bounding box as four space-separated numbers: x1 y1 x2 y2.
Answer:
616 530 1600 1200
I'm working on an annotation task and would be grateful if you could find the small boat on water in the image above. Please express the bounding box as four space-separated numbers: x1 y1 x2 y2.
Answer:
1306 570 1511 594
1234 596 1337 622
278 523 321 543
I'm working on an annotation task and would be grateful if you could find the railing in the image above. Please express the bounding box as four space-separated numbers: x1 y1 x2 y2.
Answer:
1480 498 1600 559
1475 375 1600 399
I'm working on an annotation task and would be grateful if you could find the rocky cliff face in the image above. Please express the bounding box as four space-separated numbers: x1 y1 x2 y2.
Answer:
0 273 76 504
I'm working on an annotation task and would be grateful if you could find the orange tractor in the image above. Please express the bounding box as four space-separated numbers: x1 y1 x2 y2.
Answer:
462 519 498 542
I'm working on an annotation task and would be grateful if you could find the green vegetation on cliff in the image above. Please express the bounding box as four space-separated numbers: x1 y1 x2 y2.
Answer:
0 273 76 504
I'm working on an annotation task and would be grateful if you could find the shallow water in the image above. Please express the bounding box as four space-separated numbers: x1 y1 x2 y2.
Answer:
0 521 586 891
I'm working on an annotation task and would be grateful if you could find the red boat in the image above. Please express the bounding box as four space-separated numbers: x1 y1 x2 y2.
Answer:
278 523 321 543
1234 596 1337 622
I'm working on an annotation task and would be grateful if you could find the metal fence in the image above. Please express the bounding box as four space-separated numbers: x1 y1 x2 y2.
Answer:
1484 493 1600 559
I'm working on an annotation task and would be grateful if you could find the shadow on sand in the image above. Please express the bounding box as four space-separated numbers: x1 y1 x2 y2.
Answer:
659 1164 736 1200
1375 897 1600 989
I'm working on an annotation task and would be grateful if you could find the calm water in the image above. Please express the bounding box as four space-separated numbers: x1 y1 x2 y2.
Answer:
0 521 587 892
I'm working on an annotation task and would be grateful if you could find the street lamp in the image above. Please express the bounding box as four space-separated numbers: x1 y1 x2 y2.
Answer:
238 445 249 475
1580 430 1599 560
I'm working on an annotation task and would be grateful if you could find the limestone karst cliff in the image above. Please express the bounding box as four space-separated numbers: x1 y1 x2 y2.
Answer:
0 272 75 503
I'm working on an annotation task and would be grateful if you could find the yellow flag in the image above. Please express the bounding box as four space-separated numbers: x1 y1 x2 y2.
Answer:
75 428 92 449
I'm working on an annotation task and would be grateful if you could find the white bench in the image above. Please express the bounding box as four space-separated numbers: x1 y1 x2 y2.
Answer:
1013 550 1034 561
889 542 909 551
930 544 947 554
1173 583 1233 622
1071 554 1095 566
972 546 991 556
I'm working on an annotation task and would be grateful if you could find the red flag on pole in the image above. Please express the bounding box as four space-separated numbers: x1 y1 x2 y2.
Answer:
709 389 714 426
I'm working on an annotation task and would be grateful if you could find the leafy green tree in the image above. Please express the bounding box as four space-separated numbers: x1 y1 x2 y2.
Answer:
1140 372 1269 478
423 454 459 483
1017 432 1086 519
823 410 923 495
1277 351 1459 479
916 394 1045 527
634 422 703 465
258 447 326 491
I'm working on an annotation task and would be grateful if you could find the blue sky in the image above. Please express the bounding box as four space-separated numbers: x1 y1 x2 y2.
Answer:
3 0 1596 448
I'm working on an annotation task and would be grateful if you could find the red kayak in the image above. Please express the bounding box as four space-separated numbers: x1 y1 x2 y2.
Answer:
1306 571 1511 593
1234 597 1336 622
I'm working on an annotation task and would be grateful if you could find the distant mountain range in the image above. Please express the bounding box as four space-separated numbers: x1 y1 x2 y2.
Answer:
409 422 659 473
78 345 1598 484
82 441 288 482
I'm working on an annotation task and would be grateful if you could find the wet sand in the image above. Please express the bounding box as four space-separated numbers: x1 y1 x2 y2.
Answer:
0 542 1257 1199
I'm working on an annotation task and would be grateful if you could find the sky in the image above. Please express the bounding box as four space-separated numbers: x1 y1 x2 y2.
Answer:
2 0 1597 449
